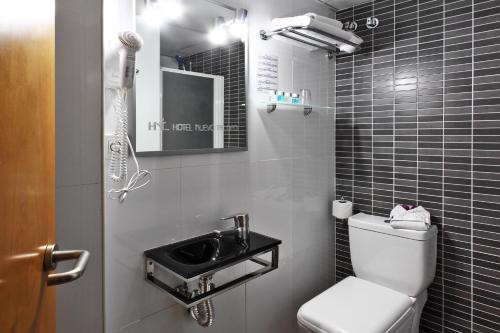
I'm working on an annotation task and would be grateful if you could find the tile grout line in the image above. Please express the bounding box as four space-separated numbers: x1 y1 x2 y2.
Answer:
335 29 339 284
371 0 374 215
392 0 395 211
471 0 475 331
352 5 355 210
416 0 420 211
334 44 337 284
441 0 446 330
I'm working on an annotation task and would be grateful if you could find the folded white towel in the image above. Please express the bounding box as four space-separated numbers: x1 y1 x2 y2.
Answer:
271 13 343 30
304 13 344 29
271 15 312 29
389 205 431 231
390 220 430 231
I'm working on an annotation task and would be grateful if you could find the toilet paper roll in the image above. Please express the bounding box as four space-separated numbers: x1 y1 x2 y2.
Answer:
332 199 353 220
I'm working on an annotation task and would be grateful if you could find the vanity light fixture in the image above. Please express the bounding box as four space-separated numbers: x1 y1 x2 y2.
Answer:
229 8 248 38
208 16 227 45
209 8 247 44
160 0 184 20
142 6 163 26
142 0 184 26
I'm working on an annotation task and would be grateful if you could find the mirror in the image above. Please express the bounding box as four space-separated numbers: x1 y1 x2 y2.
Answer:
133 0 248 156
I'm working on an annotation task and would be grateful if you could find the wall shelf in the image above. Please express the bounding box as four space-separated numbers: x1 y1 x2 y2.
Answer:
262 101 334 117
267 102 313 116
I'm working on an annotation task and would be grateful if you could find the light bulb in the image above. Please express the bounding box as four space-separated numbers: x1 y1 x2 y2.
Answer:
229 21 246 38
208 28 227 45
230 8 247 38
141 0 183 27
159 0 183 20
209 16 227 45
142 7 163 27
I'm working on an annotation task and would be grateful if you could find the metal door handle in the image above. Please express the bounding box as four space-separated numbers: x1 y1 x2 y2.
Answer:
43 244 90 286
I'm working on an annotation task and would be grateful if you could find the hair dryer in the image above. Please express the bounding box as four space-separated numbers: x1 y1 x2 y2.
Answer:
105 31 143 89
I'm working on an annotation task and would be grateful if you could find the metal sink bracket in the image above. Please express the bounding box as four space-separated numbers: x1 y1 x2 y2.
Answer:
145 246 279 308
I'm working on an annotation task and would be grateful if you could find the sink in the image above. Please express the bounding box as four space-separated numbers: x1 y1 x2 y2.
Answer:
168 234 247 265
145 231 281 280
144 230 281 307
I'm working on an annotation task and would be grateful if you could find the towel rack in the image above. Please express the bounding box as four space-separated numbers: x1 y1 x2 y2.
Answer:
260 26 360 58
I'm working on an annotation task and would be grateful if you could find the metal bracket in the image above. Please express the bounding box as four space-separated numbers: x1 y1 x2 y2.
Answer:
146 259 155 275
267 104 277 113
366 17 379 29
267 104 313 117
146 246 279 308
260 29 270 41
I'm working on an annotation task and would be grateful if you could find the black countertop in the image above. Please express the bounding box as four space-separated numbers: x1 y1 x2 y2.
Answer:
144 231 281 280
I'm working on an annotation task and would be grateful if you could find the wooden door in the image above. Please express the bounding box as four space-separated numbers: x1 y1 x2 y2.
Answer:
0 0 56 332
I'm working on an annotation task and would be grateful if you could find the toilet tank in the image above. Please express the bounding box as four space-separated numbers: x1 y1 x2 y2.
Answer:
348 213 438 297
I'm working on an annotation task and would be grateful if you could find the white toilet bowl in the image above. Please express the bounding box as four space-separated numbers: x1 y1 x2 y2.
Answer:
297 213 437 333
297 277 428 333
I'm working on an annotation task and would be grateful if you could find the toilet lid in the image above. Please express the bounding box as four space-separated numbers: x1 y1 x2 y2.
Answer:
297 276 413 333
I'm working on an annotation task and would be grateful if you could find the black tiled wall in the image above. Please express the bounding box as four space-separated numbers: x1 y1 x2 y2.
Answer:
185 41 247 148
335 1 500 332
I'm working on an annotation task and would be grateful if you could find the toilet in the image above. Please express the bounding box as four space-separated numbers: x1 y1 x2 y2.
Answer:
297 213 438 333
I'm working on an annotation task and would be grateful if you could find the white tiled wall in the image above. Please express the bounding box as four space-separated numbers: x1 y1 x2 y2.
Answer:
104 0 336 332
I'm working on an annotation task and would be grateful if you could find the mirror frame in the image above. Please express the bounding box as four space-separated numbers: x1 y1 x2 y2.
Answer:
130 1 249 157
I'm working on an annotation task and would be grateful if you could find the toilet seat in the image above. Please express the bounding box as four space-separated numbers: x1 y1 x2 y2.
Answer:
297 276 415 333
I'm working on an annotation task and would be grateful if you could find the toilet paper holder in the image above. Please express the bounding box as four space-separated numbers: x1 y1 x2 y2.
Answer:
332 196 353 224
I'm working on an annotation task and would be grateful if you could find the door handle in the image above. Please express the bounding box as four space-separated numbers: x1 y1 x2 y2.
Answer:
43 244 90 286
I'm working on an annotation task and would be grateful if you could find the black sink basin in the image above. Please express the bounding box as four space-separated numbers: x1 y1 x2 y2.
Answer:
144 231 281 280
169 234 246 265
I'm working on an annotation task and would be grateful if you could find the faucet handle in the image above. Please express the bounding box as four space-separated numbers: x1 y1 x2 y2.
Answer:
219 213 250 240
213 229 224 237
220 213 249 227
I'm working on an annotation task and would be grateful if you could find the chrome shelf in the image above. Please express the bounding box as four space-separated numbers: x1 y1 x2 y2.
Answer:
267 102 313 116
260 26 360 58
262 101 334 116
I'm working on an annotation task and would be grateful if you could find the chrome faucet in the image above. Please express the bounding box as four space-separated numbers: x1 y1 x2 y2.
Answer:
214 213 250 240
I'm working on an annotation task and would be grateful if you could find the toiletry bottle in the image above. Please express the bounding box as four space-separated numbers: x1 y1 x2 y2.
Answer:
276 91 285 103
269 90 278 103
